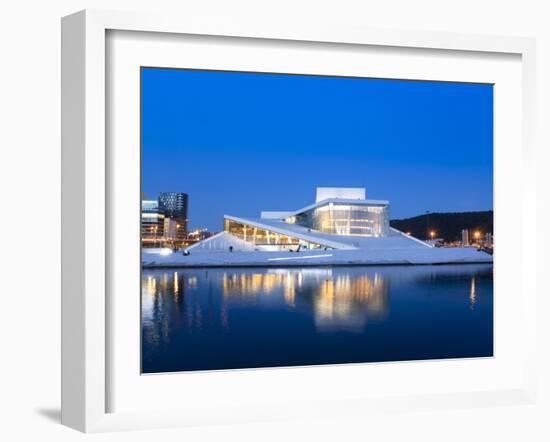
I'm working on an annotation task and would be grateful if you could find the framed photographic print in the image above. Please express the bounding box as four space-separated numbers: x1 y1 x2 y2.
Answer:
61 9 538 432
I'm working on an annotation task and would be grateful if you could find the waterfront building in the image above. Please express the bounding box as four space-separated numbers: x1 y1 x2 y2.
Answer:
142 187 493 266
186 228 213 246
163 218 178 244
141 200 164 246
190 187 419 252
461 229 470 246
159 192 188 242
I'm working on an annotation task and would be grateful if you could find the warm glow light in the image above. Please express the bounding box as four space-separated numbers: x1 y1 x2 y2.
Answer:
470 277 476 310
430 231 436 238
474 231 481 239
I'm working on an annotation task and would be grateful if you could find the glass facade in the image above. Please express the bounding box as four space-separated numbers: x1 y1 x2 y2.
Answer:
141 200 165 245
224 219 331 251
290 202 389 237
159 192 189 239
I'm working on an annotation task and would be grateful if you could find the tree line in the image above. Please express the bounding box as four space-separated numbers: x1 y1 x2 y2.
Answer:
390 210 493 241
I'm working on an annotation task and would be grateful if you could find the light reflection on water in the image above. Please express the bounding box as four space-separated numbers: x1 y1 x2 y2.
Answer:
142 264 493 373
470 276 476 310
221 268 389 328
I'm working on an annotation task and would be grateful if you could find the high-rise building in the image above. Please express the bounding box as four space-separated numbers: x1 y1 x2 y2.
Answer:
141 200 165 246
159 192 188 243
461 229 469 246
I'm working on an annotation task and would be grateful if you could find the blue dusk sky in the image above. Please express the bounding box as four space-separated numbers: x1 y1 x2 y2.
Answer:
142 68 493 232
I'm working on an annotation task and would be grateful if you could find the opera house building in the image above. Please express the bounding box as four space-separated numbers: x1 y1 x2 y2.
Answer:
141 187 493 267
220 187 391 252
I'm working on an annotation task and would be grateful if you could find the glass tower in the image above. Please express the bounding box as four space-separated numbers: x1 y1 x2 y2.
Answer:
159 192 189 242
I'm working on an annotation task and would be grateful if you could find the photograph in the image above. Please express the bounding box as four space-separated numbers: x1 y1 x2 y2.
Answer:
140 67 494 373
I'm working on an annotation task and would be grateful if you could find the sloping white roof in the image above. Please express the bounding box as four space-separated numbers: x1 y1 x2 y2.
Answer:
260 211 294 219
224 215 356 249
186 231 256 252
223 215 431 251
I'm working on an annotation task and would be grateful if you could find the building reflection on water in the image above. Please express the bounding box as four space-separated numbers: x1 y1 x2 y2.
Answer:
221 270 389 331
142 268 392 349
142 265 491 352
142 264 493 372
314 273 389 331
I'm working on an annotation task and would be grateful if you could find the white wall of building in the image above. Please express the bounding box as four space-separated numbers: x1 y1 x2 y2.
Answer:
316 187 366 202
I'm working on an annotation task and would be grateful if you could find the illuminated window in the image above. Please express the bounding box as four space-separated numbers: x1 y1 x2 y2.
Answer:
294 203 389 237
224 219 330 250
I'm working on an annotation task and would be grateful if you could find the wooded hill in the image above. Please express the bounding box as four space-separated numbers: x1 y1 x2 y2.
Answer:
390 211 493 241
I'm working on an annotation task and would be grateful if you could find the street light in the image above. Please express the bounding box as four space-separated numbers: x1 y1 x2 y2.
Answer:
176 224 181 248
430 230 436 239
474 231 481 247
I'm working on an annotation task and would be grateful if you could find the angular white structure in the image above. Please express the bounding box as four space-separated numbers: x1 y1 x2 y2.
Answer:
315 187 366 202
142 188 493 267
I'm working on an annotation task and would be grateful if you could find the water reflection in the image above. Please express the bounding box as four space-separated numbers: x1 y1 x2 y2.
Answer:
142 264 493 372
314 273 389 331
470 276 476 310
220 269 390 331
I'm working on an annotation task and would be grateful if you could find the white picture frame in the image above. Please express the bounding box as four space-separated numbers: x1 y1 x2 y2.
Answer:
61 9 538 433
